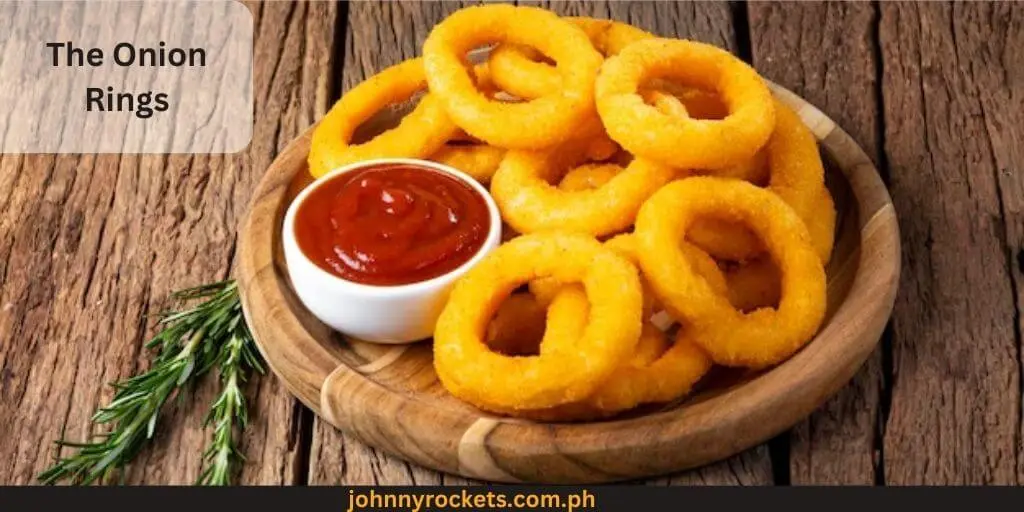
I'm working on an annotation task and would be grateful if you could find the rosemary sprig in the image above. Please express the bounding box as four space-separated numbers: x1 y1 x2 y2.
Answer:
38 280 263 486
197 329 265 485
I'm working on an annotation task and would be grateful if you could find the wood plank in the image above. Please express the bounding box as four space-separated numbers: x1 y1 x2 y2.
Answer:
0 0 337 484
307 0 770 485
748 1 884 485
879 2 1022 485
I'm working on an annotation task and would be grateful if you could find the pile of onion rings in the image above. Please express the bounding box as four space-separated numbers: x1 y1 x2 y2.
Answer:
306 4 836 421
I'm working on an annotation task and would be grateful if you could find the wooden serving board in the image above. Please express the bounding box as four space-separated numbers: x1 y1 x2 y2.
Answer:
236 84 900 484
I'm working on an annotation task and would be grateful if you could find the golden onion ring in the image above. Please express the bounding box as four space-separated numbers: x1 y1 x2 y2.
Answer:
595 38 775 170
490 145 676 237
634 177 826 368
487 17 652 99
641 86 769 184
422 5 603 149
688 100 834 263
584 327 712 414
489 287 678 422
308 58 458 178
428 143 506 184
528 234 727 323
433 232 643 410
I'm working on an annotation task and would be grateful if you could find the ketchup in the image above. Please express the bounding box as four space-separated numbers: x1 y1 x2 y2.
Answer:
293 164 490 286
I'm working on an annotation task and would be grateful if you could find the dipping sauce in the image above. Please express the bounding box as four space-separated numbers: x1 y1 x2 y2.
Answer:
293 164 491 286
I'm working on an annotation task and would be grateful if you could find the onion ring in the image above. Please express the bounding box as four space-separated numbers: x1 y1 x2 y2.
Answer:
584 327 712 414
641 86 768 183
487 286 678 422
487 17 652 99
490 145 676 236
595 38 775 170
605 234 728 317
634 177 826 368
688 100 834 263
640 89 691 119
433 232 643 410
517 326 711 421
640 82 730 120
528 234 727 324
805 186 837 264
308 58 459 178
428 143 506 183
422 5 603 149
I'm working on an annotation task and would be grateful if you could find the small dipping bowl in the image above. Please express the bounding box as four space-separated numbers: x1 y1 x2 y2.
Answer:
282 158 502 344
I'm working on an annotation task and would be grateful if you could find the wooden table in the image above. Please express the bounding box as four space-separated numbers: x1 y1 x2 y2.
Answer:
1 1 1021 485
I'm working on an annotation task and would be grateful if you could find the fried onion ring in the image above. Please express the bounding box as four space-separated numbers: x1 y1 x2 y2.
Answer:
606 234 728 317
491 146 676 236
584 328 712 414
634 177 826 368
507 286 706 422
422 5 603 149
489 286 680 421
687 100 834 263
487 17 652 99
595 39 775 170
640 82 730 120
428 143 506 183
528 234 727 323
433 232 643 410
641 89 690 119
518 326 711 421
641 86 769 183
308 58 458 178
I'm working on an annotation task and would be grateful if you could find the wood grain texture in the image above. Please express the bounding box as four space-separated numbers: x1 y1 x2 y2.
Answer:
879 2 1023 485
748 1 884 485
0 0 336 484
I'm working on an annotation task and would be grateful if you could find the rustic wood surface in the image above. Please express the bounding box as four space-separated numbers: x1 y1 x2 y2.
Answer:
1 0 1021 485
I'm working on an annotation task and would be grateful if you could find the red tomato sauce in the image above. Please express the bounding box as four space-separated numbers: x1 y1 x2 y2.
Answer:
293 163 490 286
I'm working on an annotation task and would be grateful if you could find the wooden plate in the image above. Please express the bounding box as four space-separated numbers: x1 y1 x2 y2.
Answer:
237 83 900 484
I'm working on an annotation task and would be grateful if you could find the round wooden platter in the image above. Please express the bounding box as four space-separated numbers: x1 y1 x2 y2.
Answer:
237 84 900 484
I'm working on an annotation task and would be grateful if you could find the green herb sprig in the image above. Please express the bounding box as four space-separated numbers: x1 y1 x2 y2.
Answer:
38 280 263 486
198 328 264 485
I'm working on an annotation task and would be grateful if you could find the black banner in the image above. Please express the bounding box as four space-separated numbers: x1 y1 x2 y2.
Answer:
0 486 1016 512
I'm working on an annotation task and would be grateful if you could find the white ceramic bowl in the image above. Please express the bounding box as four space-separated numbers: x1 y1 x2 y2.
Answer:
282 158 502 344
